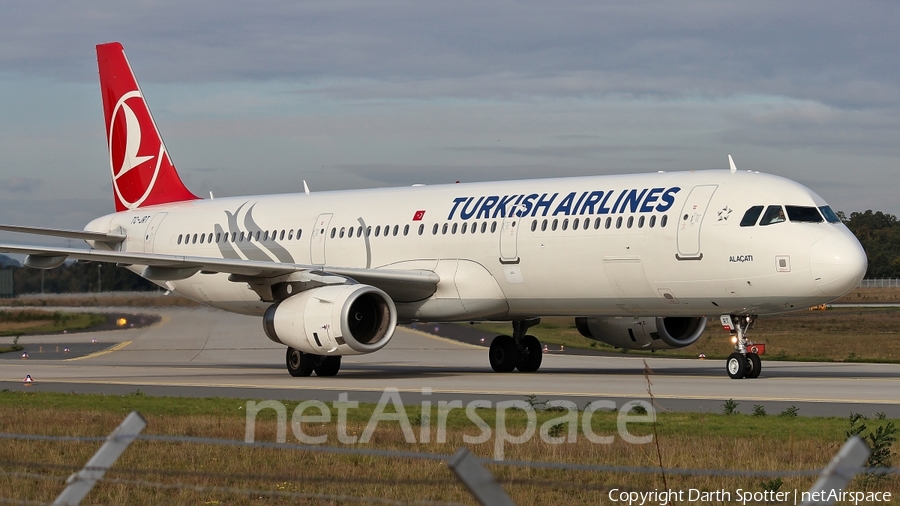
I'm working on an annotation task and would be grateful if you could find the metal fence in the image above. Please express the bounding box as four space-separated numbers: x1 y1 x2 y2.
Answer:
0 411 896 506
858 278 900 288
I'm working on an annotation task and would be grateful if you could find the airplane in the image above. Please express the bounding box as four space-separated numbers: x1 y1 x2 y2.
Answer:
0 42 867 380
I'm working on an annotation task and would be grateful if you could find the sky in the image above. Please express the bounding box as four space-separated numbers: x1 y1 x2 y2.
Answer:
1 1 899 239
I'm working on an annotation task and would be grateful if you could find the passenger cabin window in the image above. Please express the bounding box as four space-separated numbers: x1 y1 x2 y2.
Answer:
740 206 764 227
759 205 786 226
785 206 824 223
819 206 841 223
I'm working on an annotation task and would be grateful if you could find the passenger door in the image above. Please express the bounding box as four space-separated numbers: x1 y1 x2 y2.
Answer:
676 185 717 260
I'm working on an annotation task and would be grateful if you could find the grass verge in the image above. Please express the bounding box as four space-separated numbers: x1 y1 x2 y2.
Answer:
472 307 900 363
0 310 106 338
0 390 896 505
0 292 202 308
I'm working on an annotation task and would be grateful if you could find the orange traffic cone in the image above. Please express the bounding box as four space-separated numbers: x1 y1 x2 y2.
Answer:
23 375 33 386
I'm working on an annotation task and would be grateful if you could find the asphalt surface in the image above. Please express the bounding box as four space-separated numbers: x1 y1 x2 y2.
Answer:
2 307 898 417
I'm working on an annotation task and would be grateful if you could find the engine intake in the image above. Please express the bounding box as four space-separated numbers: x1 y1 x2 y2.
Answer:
575 316 707 350
264 284 397 355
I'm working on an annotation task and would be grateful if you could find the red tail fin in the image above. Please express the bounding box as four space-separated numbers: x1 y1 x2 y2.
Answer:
97 42 199 212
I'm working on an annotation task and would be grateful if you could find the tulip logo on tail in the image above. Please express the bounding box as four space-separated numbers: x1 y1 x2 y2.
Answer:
109 91 165 210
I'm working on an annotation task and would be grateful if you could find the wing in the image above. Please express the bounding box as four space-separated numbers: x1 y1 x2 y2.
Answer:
0 243 439 302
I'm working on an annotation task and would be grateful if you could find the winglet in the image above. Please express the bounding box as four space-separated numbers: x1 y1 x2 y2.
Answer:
303 180 310 195
728 154 737 174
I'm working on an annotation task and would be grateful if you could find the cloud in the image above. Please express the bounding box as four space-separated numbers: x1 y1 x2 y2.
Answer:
0 1 897 108
2 177 45 193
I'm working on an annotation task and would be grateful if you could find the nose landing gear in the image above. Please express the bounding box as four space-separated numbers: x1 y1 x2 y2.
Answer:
721 315 762 379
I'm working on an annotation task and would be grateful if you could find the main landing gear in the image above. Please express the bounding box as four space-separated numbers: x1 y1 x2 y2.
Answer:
286 347 341 377
721 315 762 379
489 318 544 373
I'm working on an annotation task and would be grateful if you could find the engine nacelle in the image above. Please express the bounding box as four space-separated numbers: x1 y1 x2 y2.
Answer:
264 284 397 356
575 316 707 351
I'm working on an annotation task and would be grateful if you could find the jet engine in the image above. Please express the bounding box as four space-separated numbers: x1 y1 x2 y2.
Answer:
575 316 707 351
264 284 397 355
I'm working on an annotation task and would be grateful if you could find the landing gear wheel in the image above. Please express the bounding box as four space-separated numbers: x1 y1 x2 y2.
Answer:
489 335 519 372
727 352 747 379
314 356 342 377
745 353 761 379
516 335 543 373
286 347 315 377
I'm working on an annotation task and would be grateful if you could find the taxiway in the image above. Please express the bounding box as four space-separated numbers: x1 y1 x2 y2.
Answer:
3 308 898 417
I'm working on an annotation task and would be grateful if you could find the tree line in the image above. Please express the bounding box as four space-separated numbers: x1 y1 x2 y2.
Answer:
840 210 900 278
1 259 158 295
2 208 899 294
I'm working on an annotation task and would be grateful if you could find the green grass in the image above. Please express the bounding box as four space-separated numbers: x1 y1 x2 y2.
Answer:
0 310 106 337
0 390 886 440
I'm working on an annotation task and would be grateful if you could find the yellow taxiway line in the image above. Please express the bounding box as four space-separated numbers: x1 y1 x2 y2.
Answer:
64 340 132 362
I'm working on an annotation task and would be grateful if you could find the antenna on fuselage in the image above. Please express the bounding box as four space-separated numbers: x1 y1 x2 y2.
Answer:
303 180 310 195
728 154 737 174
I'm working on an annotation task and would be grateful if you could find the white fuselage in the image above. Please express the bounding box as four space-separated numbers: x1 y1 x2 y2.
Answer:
86 169 867 322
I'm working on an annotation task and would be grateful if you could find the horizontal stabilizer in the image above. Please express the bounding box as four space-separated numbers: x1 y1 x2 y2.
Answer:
0 224 126 244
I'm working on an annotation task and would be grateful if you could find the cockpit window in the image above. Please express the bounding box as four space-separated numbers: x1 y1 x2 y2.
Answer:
740 206 764 227
819 206 841 224
785 206 824 223
759 205 786 226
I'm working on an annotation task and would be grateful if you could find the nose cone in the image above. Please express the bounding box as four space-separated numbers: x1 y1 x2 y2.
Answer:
810 229 867 297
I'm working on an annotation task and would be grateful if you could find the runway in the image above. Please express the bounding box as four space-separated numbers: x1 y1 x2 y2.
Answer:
3 307 899 417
